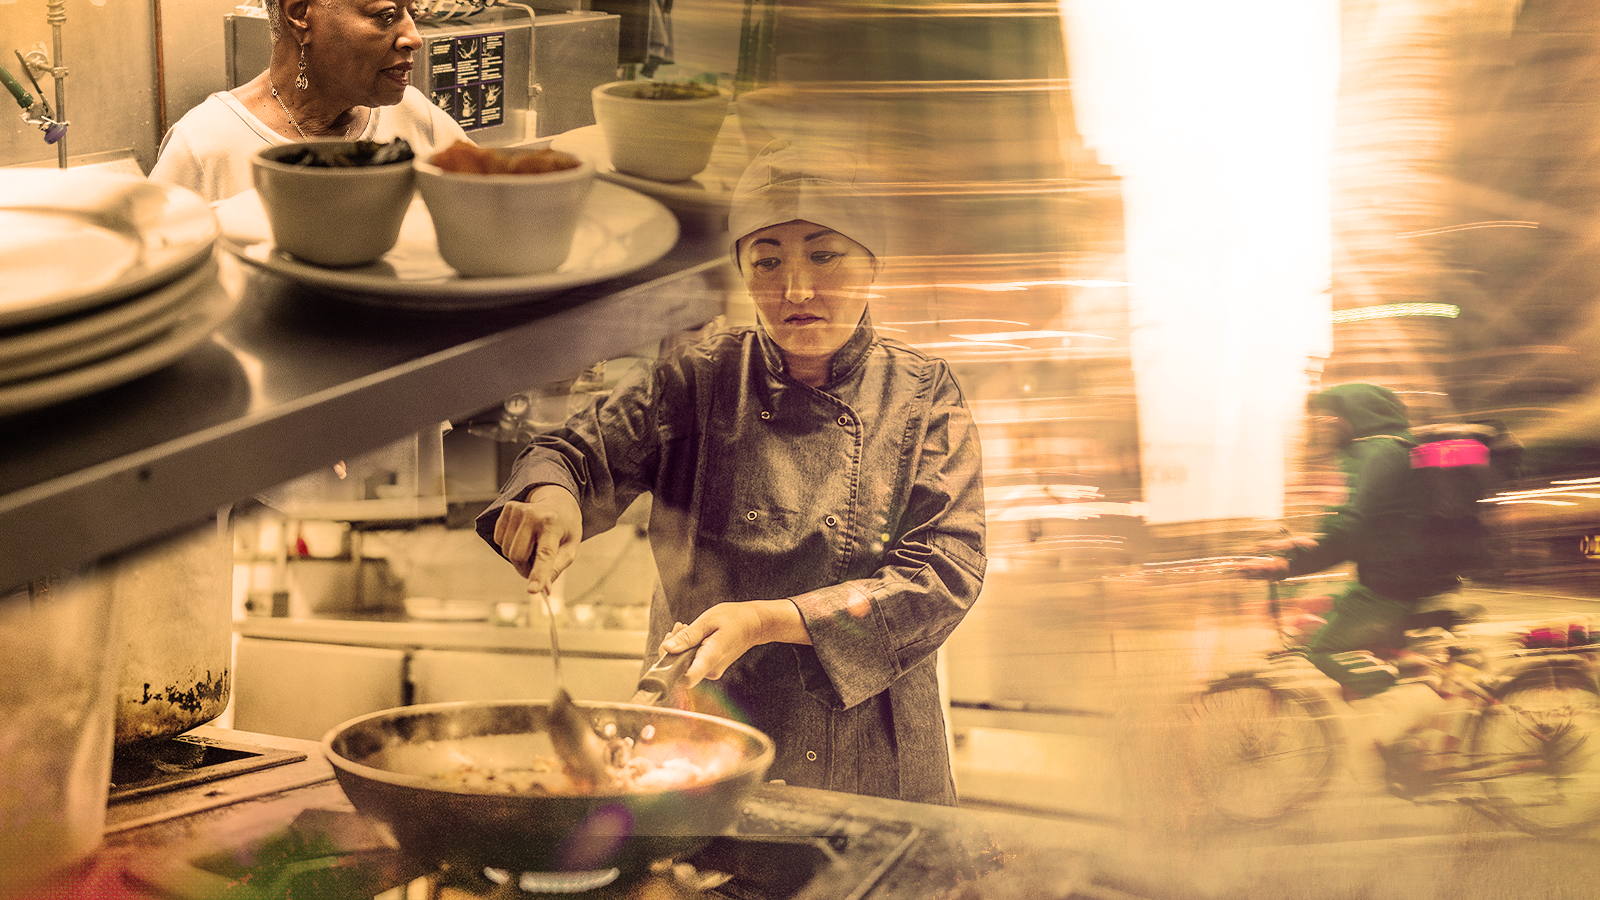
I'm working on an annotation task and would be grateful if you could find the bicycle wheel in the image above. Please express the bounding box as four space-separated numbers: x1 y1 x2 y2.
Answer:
1187 676 1341 823
1467 664 1600 837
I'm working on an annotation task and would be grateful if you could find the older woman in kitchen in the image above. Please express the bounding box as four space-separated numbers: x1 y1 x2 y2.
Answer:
477 141 987 805
148 0 468 202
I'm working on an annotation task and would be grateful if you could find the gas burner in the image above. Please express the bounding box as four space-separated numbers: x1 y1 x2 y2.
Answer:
108 732 306 803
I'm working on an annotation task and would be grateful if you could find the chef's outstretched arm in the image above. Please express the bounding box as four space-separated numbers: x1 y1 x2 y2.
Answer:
491 484 584 596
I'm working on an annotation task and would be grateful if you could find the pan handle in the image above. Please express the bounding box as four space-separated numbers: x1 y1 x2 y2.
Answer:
635 646 698 704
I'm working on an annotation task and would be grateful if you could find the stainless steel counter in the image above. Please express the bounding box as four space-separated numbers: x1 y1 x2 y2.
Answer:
237 615 648 655
0 233 732 593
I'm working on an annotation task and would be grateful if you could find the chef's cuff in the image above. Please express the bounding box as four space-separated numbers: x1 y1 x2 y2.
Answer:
789 584 896 710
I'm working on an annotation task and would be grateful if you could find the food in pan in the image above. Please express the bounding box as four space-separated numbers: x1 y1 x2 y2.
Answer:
428 141 582 175
440 752 716 795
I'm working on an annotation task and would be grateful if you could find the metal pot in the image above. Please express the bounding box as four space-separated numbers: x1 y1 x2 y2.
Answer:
322 699 775 875
0 571 120 896
107 510 234 746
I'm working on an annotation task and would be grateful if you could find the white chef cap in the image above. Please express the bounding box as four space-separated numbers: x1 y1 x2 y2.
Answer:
729 140 885 270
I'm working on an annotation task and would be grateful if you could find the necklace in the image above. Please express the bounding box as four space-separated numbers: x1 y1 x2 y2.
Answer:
271 83 364 140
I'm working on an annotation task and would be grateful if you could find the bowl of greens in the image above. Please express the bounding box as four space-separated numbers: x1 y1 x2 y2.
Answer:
252 139 416 268
591 81 731 183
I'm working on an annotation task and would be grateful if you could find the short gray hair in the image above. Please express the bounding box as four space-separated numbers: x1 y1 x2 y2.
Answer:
264 0 320 45
263 0 286 44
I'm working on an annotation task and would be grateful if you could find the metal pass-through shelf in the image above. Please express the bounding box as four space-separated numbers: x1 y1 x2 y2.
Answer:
0 234 732 593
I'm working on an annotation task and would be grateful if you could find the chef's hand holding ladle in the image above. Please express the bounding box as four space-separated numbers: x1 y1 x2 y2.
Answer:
492 484 582 597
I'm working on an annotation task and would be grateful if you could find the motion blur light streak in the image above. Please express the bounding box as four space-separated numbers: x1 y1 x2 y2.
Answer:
1396 220 1539 237
1494 499 1579 506
953 279 1128 292
878 318 1030 329
915 341 1033 352
1329 302 1460 324
992 503 1143 521
950 330 1112 341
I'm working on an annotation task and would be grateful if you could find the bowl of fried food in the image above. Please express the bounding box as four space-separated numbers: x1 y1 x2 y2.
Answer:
252 139 416 267
415 141 596 277
591 80 732 183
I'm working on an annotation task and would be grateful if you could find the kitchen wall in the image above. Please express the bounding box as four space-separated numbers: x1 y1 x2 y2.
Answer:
157 0 254 146
0 0 251 172
1 0 163 170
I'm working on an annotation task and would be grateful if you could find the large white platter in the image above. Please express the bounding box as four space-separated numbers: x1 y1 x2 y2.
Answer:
550 118 747 222
213 181 680 311
0 169 218 328
0 273 239 417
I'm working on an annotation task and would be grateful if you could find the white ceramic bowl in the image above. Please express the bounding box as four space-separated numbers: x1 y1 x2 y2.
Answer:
251 142 415 268
414 150 596 277
591 81 732 183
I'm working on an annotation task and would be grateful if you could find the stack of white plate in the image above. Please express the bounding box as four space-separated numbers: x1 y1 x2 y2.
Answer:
0 168 238 417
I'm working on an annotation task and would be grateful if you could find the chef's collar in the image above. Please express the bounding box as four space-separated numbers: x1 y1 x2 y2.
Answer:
756 308 876 388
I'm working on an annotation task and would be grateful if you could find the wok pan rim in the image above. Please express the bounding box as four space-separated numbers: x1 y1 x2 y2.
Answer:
320 698 776 801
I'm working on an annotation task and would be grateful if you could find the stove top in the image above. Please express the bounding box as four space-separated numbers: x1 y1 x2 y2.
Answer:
145 789 920 900
109 732 306 804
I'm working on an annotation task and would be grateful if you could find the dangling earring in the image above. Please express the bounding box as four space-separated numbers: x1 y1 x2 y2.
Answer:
295 43 309 91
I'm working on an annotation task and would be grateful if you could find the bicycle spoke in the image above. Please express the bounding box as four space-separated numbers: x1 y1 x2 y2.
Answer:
1189 679 1339 823
1468 667 1600 836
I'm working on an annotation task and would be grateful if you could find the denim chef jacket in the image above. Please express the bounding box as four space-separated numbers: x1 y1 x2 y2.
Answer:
476 312 987 805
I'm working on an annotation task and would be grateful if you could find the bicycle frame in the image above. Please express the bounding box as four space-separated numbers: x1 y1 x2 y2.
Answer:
1389 649 1557 784
1193 576 1600 833
1257 580 1597 781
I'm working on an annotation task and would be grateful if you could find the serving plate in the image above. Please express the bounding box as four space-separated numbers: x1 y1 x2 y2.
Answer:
0 256 219 384
0 274 239 417
0 169 218 328
213 181 680 311
550 117 747 221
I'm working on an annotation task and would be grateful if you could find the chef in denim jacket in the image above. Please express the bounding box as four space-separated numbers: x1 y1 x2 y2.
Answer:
478 142 986 805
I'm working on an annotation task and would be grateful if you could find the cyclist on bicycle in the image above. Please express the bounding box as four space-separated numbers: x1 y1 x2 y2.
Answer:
1240 383 1457 757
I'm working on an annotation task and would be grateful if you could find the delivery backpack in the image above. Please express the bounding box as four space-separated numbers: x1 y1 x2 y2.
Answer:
1401 422 1521 576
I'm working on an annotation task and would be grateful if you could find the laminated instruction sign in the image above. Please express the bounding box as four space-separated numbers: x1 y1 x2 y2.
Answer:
428 31 506 132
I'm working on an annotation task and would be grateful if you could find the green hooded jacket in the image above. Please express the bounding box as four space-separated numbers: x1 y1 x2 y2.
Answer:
1281 383 1460 600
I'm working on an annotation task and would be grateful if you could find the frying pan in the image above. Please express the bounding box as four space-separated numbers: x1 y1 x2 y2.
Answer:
321 650 773 876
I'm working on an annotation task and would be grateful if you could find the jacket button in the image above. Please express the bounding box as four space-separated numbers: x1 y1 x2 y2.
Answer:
836 415 849 427
824 515 838 528
806 750 818 762
760 410 772 420
745 510 758 521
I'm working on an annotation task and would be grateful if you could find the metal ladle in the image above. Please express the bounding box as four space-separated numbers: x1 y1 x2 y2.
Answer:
533 591 611 790
540 588 698 791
